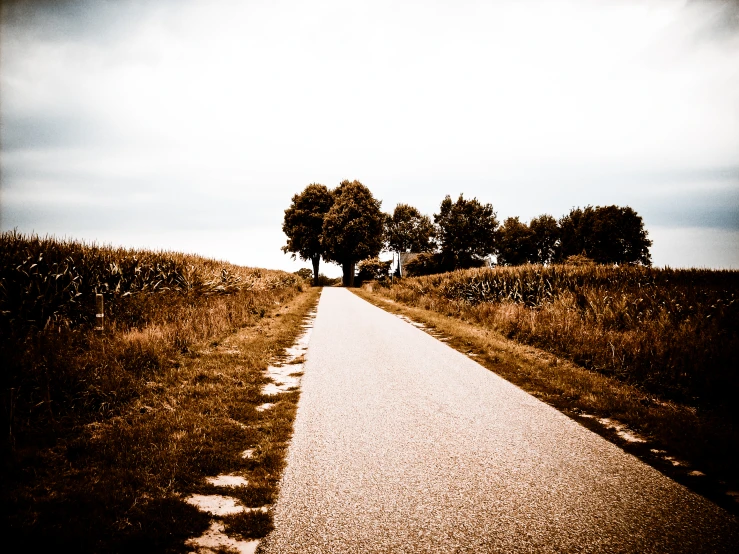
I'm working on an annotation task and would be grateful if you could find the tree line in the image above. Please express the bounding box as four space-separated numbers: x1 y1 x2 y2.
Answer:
282 180 652 285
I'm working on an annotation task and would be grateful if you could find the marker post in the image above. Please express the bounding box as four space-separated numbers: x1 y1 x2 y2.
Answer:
95 293 104 332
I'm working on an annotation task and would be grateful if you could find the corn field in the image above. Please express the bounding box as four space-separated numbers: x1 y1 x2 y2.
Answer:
377 264 739 411
0 231 301 335
1 232 305 449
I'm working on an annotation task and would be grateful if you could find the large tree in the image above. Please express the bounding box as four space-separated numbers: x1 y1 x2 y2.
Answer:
557 205 652 265
496 217 535 266
385 204 435 253
282 183 334 285
434 194 498 270
322 180 384 286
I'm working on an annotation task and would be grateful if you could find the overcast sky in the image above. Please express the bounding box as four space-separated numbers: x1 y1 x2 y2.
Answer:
1 0 738 275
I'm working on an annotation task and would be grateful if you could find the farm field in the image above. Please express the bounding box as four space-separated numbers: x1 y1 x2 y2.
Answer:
1 232 319 551
357 263 739 510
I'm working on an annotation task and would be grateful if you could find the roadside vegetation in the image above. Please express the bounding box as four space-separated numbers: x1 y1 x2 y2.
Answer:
357 263 739 510
2 231 320 551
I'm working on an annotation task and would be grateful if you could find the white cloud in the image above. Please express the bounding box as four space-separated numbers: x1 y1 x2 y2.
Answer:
1 0 738 270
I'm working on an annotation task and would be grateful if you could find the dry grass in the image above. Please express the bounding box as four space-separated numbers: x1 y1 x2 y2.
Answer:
355 281 739 515
0 230 295 336
6 287 321 551
2 233 305 450
374 265 738 410
2 232 320 551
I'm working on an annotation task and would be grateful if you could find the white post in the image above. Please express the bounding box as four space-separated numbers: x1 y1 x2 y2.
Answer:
95 293 104 332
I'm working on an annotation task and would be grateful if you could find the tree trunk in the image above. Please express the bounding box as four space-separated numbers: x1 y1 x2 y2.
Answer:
312 256 320 287
341 261 356 287
342 261 351 287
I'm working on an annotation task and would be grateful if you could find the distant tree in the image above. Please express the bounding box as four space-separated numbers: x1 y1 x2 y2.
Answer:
294 268 313 280
496 217 535 266
282 183 334 286
385 204 436 254
434 194 499 270
322 180 384 286
529 214 560 265
557 205 652 265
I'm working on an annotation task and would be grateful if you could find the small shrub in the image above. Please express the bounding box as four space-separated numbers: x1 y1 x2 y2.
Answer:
314 274 340 287
294 268 313 280
564 254 597 266
356 258 391 284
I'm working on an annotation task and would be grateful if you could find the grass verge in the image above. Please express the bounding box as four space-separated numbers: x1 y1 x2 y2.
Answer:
354 286 739 515
6 284 321 552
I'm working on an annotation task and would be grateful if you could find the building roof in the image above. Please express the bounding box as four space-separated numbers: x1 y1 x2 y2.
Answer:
397 252 420 277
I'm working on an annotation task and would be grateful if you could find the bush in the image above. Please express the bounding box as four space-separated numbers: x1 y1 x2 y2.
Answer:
356 258 391 284
294 268 313 280
314 274 341 287
564 254 597 267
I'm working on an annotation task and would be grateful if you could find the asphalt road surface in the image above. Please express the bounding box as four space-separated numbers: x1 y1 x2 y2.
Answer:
257 288 739 553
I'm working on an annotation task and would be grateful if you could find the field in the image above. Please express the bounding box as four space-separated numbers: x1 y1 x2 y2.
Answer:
2 231 318 551
380 264 738 408
359 263 739 507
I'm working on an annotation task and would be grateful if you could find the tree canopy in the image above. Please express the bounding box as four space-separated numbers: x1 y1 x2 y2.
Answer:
496 217 535 266
557 205 652 265
385 204 435 254
434 194 498 270
322 180 384 286
496 214 561 266
281 183 334 285
529 214 560 265
282 181 652 282
294 268 314 280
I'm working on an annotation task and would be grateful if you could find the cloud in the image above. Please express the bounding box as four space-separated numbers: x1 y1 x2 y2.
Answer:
637 180 739 231
1 0 738 270
0 0 153 45
1 113 109 151
687 0 739 40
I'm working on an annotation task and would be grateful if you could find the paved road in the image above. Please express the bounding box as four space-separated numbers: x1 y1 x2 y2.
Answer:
258 288 738 553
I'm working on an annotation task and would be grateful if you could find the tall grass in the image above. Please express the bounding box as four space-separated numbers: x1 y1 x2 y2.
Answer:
374 264 739 413
1 231 304 458
0 230 295 335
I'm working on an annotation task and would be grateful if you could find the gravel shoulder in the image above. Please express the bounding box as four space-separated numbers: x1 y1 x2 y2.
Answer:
258 287 739 553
